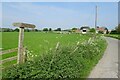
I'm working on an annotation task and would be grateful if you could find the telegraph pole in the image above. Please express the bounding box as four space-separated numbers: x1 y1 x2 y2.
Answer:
94 5 98 39
95 5 97 32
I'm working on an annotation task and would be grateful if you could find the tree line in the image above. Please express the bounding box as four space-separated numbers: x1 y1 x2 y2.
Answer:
0 28 63 32
110 24 120 34
1 24 120 34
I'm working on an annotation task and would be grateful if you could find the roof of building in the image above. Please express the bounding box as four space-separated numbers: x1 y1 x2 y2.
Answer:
97 27 108 31
80 26 90 30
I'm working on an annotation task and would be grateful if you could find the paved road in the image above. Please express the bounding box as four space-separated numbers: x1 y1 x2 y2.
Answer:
88 37 119 78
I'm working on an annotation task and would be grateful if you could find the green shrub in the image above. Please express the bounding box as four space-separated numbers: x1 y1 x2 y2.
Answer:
2 37 107 79
98 31 104 34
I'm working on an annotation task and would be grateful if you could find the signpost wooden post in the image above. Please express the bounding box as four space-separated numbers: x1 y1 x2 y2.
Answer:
13 22 35 64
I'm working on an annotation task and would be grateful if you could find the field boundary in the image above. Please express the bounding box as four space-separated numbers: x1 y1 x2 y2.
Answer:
1 56 17 64
104 34 120 40
0 48 18 55
0 48 18 66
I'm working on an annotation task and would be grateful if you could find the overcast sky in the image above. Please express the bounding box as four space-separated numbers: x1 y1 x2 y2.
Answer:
2 2 118 30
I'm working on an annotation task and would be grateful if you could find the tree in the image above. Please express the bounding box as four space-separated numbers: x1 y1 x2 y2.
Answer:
89 28 95 33
2 28 13 32
34 29 38 32
0 28 2 32
72 28 77 30
71 28 77 32
49 28 52 31
116 24 120 34
43 28 48 31
98 31 104 34
54 28 61 31
14 28 19 32
24 29 30 32
110 24 120 34
104 27 109 34
110 30 117 34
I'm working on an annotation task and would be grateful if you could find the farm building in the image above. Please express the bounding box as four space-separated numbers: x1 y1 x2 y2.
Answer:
96 27 108 34
75 28 81 33
80 26 90 34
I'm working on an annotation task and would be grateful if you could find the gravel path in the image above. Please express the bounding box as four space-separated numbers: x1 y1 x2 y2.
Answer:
88 37 119 78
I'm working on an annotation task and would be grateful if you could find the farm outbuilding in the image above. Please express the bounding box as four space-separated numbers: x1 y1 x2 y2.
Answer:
75 28 81 33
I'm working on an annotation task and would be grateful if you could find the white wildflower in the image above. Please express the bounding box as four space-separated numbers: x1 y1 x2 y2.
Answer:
31 55 34 57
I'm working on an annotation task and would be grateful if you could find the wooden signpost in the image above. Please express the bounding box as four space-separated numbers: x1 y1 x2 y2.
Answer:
13 22 35 64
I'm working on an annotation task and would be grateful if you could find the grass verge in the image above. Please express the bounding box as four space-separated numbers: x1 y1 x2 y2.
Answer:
104 34 120 40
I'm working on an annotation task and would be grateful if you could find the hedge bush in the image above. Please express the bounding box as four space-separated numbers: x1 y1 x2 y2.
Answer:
2 37 107 79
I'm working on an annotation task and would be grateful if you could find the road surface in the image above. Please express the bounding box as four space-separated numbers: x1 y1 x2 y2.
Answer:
88 37 119 78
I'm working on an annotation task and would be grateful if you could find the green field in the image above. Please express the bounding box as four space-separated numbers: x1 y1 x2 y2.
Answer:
2 32 90 58
2 32 90 68
2 32 90 55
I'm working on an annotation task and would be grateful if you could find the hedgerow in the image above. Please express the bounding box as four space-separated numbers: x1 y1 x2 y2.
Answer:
104 34 120 40
2 37 107 79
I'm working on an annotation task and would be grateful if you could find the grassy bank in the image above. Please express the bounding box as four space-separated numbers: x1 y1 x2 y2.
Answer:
2 36 107 79
105 34 120 40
